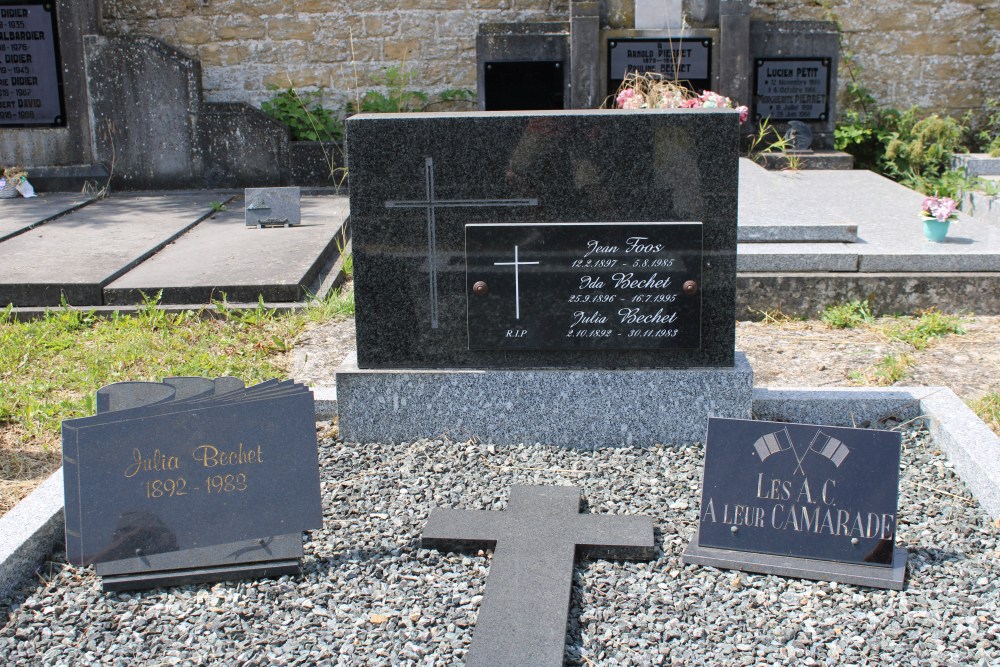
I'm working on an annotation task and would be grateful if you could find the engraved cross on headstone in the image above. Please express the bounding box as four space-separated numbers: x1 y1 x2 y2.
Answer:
493 245 539 320
421 485 655 666
385 157 538 329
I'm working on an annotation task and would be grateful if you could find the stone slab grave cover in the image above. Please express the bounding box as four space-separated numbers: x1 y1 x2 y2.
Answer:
683 417 906 589
347 109 738 370
62 377 323 591
422 485 655 666
245 187 301 228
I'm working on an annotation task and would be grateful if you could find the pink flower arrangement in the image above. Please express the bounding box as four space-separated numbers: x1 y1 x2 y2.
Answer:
613 77 748 123
921 196 959 222
615 88 645 110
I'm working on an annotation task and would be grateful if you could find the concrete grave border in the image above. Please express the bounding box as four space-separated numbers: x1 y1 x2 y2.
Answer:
2 386 997 600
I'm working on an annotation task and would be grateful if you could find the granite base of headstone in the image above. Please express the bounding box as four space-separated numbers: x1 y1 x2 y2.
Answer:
62 377 323 591
683 417 907 590
337 351 753 447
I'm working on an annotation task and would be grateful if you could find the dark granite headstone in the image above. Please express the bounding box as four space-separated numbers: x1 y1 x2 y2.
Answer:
0 1 66 127
62 377 323 590
346 109 739 369
421 485 655 666
683 417 907 589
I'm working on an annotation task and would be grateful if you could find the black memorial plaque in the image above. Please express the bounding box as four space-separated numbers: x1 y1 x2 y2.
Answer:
696 418 901 566
607 38 712 95
62 379 324 568
0 2 65 127
753 57 831 122
484 61 565 111
466 222 702 351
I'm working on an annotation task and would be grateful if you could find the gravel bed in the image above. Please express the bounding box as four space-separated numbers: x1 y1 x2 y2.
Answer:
1 424 998 666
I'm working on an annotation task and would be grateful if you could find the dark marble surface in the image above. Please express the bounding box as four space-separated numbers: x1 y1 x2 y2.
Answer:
347 109 739 369
696 418 902 566
421 485 655 666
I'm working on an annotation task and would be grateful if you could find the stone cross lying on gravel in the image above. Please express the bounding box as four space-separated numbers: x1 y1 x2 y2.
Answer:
421 485 656 666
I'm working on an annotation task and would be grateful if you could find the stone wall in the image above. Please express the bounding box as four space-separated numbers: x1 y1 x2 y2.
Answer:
100 1 998 119
749 0 1000 119
103 1 569 108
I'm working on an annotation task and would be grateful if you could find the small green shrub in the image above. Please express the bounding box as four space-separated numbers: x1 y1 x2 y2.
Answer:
820 300 874 329
261 86 344 142
348 66 429 114
849 353 911 386
882 310 965 350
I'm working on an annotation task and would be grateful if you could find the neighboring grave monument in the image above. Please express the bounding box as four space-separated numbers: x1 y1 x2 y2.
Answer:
336 108 753 446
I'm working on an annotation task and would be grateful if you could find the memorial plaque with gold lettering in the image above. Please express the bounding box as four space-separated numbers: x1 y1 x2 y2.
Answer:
683 417 906 590
62 378 323 589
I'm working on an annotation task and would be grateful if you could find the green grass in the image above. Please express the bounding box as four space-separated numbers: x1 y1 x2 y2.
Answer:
0 287 354 449
820 300 875 329
848 353 913 386
881 310 965 350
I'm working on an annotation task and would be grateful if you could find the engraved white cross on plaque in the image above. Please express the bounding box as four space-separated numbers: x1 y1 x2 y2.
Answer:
493 245 539 320
385 157 538 329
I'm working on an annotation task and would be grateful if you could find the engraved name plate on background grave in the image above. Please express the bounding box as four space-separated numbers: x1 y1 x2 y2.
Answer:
62 378 323 569
0 1 66 127
684 417 906 589
466 222 702 350
753 57 831 122
607 37 712 94
245 187 302 228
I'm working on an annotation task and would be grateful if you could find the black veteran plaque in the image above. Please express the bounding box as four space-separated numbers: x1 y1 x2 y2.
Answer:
62 377 323 591
466 222 702 350
0 1 66 127
683 417 906 590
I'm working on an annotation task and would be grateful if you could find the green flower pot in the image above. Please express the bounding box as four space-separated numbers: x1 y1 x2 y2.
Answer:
921 216 951 242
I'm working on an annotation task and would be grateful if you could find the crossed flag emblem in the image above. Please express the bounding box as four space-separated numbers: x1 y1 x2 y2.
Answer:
753 427 850 475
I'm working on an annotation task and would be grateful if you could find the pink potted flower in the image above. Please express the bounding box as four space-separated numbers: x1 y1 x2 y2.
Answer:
919 196 959 242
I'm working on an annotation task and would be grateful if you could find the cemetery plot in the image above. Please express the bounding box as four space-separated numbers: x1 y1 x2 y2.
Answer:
0 193 221 306
105 195 349 305
0 192 93 242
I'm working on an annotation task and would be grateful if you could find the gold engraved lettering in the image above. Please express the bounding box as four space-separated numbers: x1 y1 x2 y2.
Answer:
193 443 264 468
125 448 181 478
